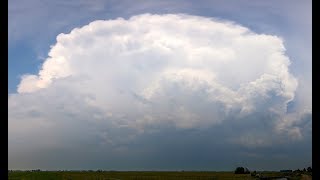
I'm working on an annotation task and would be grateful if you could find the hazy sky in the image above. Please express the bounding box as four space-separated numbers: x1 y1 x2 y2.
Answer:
9 0 311 170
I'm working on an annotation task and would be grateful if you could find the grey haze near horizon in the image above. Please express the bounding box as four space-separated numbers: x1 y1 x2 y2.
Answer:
9 0 311 171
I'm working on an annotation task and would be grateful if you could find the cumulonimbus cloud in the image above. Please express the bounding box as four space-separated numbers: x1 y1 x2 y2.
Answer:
10 14 308 152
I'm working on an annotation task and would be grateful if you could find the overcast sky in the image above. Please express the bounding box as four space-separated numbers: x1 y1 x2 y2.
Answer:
9 0 311 171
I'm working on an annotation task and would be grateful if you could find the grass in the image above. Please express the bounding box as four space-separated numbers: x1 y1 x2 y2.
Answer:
8 170 310 180
9 171 256 180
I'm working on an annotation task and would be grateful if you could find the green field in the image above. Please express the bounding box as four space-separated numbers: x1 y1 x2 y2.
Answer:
8 171 311 180
8 171 253 180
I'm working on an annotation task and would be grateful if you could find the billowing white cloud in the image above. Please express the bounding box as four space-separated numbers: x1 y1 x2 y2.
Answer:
9 14 309 161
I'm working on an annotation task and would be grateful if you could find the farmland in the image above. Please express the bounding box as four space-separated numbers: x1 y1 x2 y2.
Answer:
8 170 311 180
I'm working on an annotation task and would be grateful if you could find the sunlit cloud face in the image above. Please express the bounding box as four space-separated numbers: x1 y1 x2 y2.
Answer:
9 14 310 170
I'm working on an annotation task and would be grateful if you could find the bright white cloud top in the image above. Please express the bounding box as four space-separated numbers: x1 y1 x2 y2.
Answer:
9 14 310 163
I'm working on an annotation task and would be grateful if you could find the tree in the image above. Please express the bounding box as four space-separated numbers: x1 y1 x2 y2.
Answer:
235 167 245 174
235 167 250 174
244 168 250 174
307 167 312 172
295 169 301 172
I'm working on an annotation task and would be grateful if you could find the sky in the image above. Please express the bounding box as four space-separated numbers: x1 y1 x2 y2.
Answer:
8 0 312 171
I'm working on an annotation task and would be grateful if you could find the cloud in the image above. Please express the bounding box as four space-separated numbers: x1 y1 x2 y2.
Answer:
9 14 311 169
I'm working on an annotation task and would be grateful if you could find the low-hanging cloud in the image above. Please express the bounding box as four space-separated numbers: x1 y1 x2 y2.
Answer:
9 14 311 169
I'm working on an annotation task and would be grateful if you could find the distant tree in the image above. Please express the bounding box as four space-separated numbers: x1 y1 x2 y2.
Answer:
244 168 250 174
235 167 250 174
303 168 306 172
235 167 244 174
307 167 312 172
280 170 292 173
294 169 301 172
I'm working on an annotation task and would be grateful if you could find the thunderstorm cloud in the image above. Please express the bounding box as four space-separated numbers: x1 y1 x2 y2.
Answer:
9 14 311 170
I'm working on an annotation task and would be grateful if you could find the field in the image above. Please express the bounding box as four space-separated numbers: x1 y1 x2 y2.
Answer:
8 171 311 180
8 171 253 180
